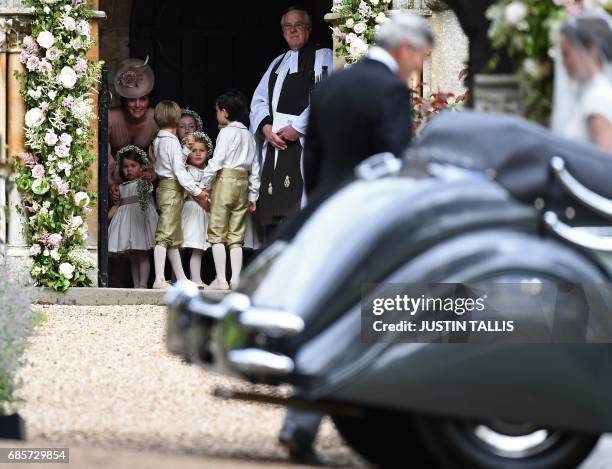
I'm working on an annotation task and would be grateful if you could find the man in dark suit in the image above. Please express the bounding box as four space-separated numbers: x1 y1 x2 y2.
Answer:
304 12 434 198
278 12 434 466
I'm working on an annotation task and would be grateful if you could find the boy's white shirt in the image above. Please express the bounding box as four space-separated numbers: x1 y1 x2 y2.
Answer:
203 122 261 202
153 130 201 196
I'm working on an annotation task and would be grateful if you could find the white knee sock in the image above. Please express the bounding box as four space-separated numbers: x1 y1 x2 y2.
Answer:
212 244 227 283
153 245 167 283
190 249 203 284
167 248 187 281
138 252 150 288
229 247 243 285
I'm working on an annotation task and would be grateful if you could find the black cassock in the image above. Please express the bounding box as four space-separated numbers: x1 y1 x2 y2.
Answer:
258 43 319 227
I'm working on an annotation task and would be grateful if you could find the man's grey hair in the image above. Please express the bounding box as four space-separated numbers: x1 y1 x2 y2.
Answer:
280 7 312 27
375 11 434 50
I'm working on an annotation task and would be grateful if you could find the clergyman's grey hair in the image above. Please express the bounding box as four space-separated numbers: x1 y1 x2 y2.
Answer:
375 12 434 50
280 6 312 27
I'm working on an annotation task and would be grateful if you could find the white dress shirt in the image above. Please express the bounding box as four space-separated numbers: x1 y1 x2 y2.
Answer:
367 46 399 74
153 130 201 196
203 122 261 202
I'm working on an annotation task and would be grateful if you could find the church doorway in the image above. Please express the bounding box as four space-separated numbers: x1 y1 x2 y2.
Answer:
128 0 333 137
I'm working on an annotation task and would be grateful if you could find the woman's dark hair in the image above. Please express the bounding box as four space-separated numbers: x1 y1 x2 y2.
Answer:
216 90 249 125
562 16 612 62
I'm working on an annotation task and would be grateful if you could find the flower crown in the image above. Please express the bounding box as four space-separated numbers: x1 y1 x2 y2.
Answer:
189 131 214 157
181 108 204 132
116 144 150 168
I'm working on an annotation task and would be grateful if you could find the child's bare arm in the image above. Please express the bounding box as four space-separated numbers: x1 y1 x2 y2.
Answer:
108 204 118 220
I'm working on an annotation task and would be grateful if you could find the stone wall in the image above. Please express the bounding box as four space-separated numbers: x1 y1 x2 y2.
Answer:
393 0 468 99
99 0 131 107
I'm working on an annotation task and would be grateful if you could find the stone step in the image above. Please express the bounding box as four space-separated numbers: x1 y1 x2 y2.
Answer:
33 287 228 306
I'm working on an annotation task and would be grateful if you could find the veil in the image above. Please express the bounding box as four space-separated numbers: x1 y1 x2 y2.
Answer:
551 9 612 136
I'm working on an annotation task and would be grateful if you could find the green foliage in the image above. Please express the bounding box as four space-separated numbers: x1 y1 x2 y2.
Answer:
14 0 101 290
486 0 612 122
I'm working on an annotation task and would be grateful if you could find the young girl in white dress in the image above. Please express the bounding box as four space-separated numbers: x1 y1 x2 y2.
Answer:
108 145 158 288
181 131 214 286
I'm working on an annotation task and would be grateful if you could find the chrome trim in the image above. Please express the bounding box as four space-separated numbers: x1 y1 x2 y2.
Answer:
550 156 612 220
165 282 251 320
239 309 305 337
355 152 402 180
227 349 294 375
544 211 612 252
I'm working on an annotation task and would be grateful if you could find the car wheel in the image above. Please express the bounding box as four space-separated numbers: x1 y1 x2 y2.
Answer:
332 409 439 468
414 415 599 469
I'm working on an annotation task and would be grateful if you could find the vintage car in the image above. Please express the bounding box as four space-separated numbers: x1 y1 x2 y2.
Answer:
166 111 612 469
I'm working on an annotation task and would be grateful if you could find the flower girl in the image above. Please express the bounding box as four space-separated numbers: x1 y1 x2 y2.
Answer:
181 131 214 286
108 145 158 288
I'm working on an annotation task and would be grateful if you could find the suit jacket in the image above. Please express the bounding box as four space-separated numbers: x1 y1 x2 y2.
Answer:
303 58 413 196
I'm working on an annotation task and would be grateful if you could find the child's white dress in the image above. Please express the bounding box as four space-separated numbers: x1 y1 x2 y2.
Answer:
181 165 210 251
108 180 158 253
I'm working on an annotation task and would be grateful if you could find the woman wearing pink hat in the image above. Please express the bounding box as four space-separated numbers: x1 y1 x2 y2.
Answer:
108 57 159 196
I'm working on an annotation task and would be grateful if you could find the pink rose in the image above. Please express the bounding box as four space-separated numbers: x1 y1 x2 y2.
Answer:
62 96 74 109
29 244 42 256
59 133 72 146
44 130 58 146
19 51 28 64
55 144 70 158
45 47 60 61
32 164 45 179
38 59 52 74
74 59 87 77
18 152 37 168
40 101 50 112
52 178 69 195
26 55 40 72
46 233 62 249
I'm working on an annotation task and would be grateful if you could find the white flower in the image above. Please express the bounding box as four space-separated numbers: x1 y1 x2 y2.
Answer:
345 33 358 44
60 133 73 146
74 191 90 208
46 46 60 61
370 0 380 5
505 2 528 26
25 107 45 127
50 249 60 261
31 178 50 195
71 98 93 122
28 88 42 99
77 20 90 38
70 216 83 228
42 201 50 209
55 144 70 158
345 18 355 29
48 90 57 101
75 128 83 136
63 16 77 31
32 164 45 179
64 4 72 12
522 58 548 80
41 0 59 4
353 22 367 34
375 12 388 24
57 162 72 176
58 66 78 89
59 262 75 279
36 31 55 49
43 249 50 257
44 130 58 146
43 6 50 14
349 36 369 60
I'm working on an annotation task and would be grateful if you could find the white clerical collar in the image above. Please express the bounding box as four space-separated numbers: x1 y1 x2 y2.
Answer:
278 49 300 75
367 46 399 74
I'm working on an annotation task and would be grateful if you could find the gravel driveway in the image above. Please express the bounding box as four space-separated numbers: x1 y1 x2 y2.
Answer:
13 304 612 469
14 305 364 468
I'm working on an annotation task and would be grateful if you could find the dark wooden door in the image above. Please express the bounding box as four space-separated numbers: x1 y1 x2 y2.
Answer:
129 0 332 138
